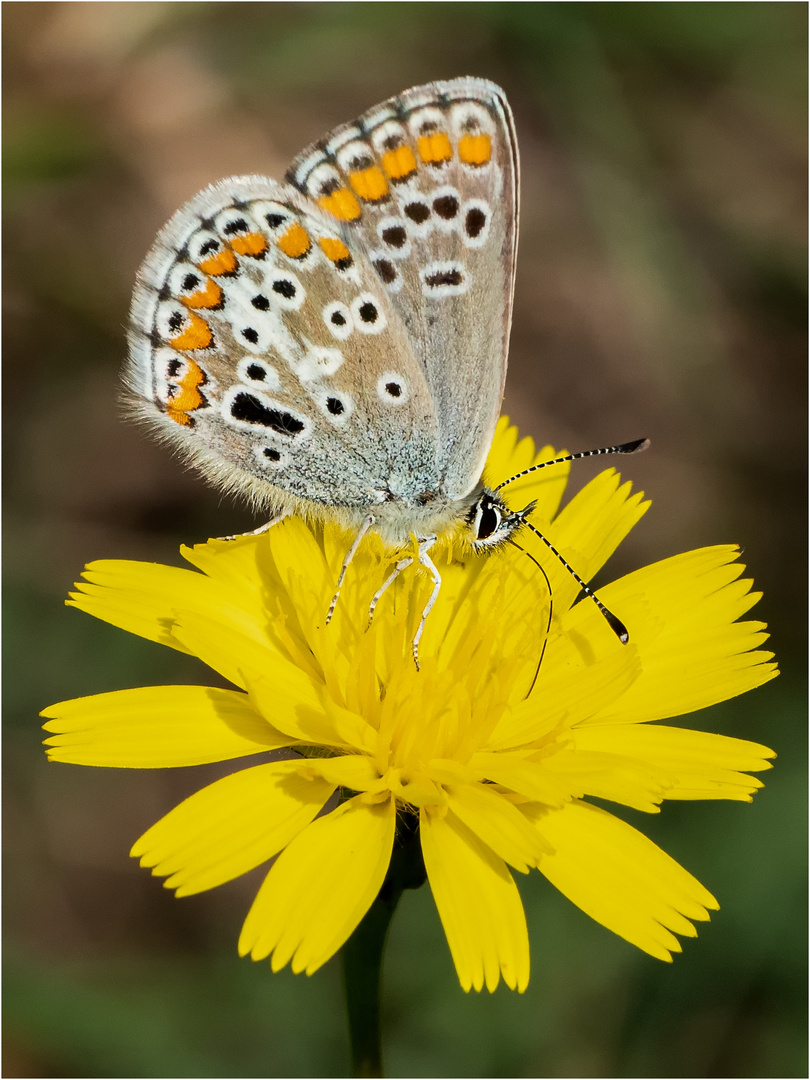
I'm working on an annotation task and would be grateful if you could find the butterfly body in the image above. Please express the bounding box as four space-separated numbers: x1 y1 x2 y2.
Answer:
126 78 519 553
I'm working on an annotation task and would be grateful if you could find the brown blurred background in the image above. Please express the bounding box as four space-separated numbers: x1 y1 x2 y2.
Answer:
4 3 806 1077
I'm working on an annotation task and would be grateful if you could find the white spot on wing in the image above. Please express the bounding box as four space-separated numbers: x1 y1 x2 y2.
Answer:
214 207 259 238
449 101 495 138
237 357 281 390
407 106 445 141
336 139 374 173
376 216 411 258
322 300 353 341
461 199 492 248
420 261 469 298
377 372 409 404
267 272 305 311
369 119 407 157
304 161 343 200
351 293 387 334
249 200 291 233
310 386 354 427
429 186 462 233
294 338 344 382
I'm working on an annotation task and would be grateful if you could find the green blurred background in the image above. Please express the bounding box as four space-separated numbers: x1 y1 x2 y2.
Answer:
4 3 806 1076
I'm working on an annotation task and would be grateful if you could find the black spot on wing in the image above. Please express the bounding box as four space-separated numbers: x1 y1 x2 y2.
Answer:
231 393 305 435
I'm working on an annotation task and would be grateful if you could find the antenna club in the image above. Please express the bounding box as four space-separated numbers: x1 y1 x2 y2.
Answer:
619 437 650 455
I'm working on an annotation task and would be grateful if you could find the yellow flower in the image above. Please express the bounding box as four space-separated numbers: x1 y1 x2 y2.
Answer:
42 419 777 993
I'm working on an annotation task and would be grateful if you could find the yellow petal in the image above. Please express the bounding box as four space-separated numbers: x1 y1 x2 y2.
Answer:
531 801 718 960
578 547 778 722
67 560 214 653
182 532 327 683
302 754 381 791
180 533 281 594
238 796 395 975
169 616 356 749
570 724 775 801
468 751 570 806
421 808 530 992
42 685 288 766
483 418 570 520
539 470 650 606
541 747 672 812
244 667 374 753
131 759 335 895
489 646 641 749
445 782 551 872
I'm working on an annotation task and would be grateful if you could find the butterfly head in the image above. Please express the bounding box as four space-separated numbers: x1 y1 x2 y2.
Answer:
467 490 536 552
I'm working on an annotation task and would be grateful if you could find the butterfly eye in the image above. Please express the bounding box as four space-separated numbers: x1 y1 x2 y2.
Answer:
476 503 501 541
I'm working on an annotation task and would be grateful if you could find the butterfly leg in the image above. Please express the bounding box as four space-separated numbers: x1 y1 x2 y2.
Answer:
412 536 440 671
367 555 415 627
216 513 288 542
326 514 375 625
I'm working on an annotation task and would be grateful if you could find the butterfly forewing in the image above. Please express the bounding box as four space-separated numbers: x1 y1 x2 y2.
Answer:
287 77 519 501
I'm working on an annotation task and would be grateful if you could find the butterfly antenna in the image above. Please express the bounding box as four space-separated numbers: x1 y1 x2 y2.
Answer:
508 539 553 699
522 520 629 644
495 438 649 493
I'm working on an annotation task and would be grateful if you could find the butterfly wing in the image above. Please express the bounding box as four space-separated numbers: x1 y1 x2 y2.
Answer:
286 77 519 501
127 176 441 514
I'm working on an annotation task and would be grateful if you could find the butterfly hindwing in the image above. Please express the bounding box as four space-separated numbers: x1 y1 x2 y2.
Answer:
127 176 440 512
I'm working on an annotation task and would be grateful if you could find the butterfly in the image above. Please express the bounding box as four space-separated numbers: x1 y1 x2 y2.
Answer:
126 77 645 664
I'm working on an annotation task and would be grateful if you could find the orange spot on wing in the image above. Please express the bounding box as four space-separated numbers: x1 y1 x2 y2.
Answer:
381 145 417 181
318 236 352 266
458 133 492 165
198 248 238 276
349 165 389 203
417 132 452 165
170 311 212 351
166 407 193 426
317 188 362 222
230 232 268 257
182 278 223 309
276 221 312 259
168 386 203 411
165 358 206 423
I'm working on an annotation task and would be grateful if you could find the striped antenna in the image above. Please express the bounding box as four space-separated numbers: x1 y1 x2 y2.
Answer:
495 438 649 493
523 520 629 643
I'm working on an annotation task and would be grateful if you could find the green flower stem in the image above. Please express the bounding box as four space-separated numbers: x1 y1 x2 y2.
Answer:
342 815 426 1079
